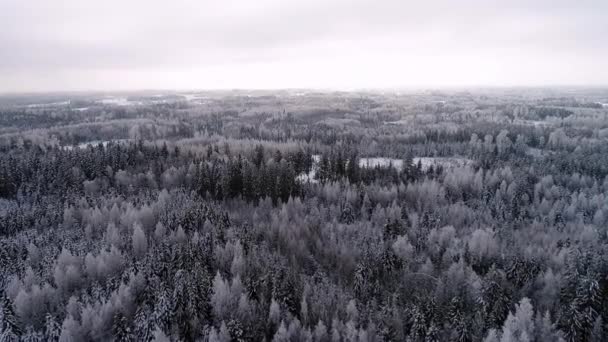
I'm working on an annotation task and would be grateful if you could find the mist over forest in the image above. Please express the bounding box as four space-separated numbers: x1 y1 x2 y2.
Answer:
1 88 608 341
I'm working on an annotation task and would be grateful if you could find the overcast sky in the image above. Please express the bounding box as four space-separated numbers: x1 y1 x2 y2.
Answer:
1 0 607 92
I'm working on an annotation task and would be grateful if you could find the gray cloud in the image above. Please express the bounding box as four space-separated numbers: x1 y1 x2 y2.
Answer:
0 0 607 91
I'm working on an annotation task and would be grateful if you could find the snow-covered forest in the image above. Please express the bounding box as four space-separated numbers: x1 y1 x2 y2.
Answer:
1 89 608 341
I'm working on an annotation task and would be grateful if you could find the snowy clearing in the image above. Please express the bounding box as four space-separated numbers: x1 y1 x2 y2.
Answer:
384 120 409 125
513 119 553 127
26 101 71 108
98 98 137 106
296 155 320 183
64 139 131 150
297 155 473 182
359 157 473 172
525 147 555 158
359 157 403 170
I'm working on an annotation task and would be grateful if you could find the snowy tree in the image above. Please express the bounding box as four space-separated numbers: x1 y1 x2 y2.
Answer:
58 315 81 342
1 296 22 341
112 312 134 342
313 320 328 342
346 300 358 324
268 298 281 325
132 222 148 258
26 243 41 266
590 316 604 342
211 272 239 321
44 314 61 342
392 235 414 261
300 295 309 325
273 321 290 342
208 322 230 342
53 249 83 295
484 329 500 342
151 326 170 342
133 305 154 342
499 297 535 342
535 311 563 342
154 222 166 241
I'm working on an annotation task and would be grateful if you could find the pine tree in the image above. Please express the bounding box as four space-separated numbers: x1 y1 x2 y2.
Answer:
112 312 134 342
1 296 22 341
479 267 511 329
253 145 265 168
340 203 355 224
590 316 604 342
318 155 331 182
133 305 154 342
153 290 172 335
559 249 602 342
44 314 61 342
378 305 396 342
346 153 359 183
498 297 535 342
410 305 427 340
272 268 298 315
22 326 44 342
535 311 563 342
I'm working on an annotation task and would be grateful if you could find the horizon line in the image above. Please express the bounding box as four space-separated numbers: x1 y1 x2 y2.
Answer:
2 84 608 96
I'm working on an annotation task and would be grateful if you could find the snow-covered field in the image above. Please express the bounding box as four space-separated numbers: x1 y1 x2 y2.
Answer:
21 94 210 109
412 157 474 171
180 94 198 101
360 157 473 172
384 119 409 125
179 93 207 102
316 118 361 128
295 171 318 183
99 95 201 106
26 101 70 108
98 97 137 106
296 155 473 182
64 139 131 150
359 157 403 170
295 155 320 183
98 98 138 106
525 147 555 158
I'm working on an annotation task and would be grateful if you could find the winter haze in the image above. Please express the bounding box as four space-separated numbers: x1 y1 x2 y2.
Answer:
1 0 607 91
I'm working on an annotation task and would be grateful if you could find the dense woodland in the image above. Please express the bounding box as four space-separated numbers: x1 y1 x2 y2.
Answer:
1 89 608 341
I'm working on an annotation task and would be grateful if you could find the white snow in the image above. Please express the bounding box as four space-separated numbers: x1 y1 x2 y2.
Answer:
412 157 473 171
0 198 18 216
525 147 555 158
99 98 130 106
98 97 141 106
179 93 207 102
296 155 473 182
514 119 552 127
98 95 204 106
384 120 409 125
26 101 70 108
359 157 403 170
358 157 472 172
296 171 318 183
296 155 321 184
64 139 131 150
